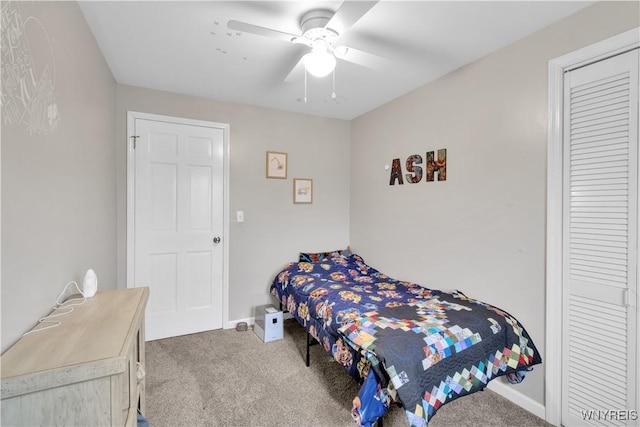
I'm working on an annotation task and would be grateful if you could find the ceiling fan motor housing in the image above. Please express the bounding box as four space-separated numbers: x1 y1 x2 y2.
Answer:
300 9 338 43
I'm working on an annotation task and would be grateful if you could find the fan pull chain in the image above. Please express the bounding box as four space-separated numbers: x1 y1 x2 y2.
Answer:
304 69 308 103
331 69 337 99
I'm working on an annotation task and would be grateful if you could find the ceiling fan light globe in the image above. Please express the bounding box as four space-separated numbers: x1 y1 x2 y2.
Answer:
303 51 336 78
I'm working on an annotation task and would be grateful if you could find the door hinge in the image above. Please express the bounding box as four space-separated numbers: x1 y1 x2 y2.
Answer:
131 135 139 149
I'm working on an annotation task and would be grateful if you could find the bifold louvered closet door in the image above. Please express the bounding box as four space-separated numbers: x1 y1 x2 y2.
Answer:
562 49 638 426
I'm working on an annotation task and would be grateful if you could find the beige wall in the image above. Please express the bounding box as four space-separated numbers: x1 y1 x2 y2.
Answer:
115 86 351 322
350 1 639 406
1 1 117 351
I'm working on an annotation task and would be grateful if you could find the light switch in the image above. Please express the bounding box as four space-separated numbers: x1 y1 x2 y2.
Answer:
237 211 244 222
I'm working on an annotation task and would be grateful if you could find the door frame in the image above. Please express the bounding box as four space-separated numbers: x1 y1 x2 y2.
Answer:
126 111 230 331
546 28 639 426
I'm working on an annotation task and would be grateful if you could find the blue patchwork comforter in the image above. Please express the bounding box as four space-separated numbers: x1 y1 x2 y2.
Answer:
270 253 542 427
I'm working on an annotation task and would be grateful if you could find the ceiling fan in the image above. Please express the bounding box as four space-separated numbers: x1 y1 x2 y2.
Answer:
227 1 390 81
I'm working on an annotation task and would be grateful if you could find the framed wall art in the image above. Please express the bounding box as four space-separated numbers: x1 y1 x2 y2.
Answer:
293 178 313 204
266 151 287 179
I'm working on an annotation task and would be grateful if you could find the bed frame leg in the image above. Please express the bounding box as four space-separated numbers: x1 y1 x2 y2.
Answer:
306 330 311 367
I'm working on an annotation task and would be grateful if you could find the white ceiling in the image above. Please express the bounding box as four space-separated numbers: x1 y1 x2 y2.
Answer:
79 1 594 120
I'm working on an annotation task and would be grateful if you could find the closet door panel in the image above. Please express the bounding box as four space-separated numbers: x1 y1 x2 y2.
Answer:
562 49 638 427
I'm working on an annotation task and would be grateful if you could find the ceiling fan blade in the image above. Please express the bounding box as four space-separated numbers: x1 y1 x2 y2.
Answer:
325 1 378 36
335 46 393 72
227 20 299 43
284 57 305 83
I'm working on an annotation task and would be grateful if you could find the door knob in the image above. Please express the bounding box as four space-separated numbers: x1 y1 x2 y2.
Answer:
213 236 221 244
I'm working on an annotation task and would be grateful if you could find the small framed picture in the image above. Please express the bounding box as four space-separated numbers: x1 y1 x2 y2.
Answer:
293 178 313 204
266 151 287 179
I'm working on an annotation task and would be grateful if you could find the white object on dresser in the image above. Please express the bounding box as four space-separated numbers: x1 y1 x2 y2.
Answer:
82 268 98 297
1 287 149 427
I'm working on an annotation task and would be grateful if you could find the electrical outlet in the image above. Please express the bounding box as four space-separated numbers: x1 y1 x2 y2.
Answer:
237 211 244 222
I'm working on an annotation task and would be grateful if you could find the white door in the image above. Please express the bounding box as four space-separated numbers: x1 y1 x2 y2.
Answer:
129 114 226 341
562 49 638 426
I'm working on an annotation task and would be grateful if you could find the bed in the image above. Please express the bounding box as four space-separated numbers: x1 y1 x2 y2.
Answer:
269 250 542 427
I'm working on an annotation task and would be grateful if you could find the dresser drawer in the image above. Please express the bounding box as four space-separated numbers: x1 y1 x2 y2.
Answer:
1 377 112 426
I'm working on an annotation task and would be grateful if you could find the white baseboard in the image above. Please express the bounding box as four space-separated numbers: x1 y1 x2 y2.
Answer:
487 378 546 420
225 312 292 330
225 316 254 329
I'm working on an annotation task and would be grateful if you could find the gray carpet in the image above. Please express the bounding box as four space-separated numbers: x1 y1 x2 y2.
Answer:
145 319 551 427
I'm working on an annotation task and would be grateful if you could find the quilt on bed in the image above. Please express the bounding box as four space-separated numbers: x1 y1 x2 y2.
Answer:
269 252 542 427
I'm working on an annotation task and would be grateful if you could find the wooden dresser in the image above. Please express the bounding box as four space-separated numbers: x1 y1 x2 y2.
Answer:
1 287 149 426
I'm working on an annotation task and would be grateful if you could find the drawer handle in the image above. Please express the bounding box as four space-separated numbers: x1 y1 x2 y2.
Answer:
136 362 146 382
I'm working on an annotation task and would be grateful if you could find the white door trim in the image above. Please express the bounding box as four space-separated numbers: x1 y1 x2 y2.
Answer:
126 111 230 331
546 28 639 426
